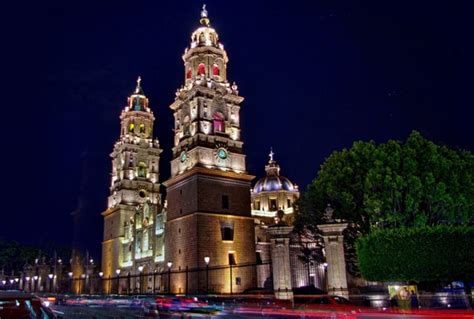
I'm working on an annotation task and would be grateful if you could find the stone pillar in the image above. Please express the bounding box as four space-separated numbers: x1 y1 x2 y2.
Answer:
267 225 293 300
318 222 349 297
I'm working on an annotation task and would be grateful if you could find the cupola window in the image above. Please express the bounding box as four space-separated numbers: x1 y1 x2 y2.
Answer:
213 112 225 133
212 64 220 76
139 124 145 134
198 63 205 75
269 199 277 211
134 97 142 111
129 123 135 133
186 68 192 79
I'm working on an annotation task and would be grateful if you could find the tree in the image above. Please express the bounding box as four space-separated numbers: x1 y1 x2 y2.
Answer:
298 130 474 230
296 130 474 274
0 240 37 273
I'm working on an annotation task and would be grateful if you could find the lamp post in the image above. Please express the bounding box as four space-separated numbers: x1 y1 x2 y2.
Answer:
48 274 54 293
68 272 73 293
14 278 19 290
153 269 157 294
138 266 144 294
25 277 30 292
33 276 39 293
204 256 210 294
229 263 233 295
98 272 103 295
115 269 121 295
167 261 172 295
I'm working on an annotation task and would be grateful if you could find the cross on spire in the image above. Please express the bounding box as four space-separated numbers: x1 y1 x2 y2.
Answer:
134 76 144 95
201 4 208 18
200 4 210 26
269 148 274 162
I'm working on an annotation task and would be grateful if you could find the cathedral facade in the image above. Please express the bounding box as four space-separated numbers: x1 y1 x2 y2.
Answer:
101 6 341 297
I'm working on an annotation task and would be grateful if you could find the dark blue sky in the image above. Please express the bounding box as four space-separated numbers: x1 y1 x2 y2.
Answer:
2 1 473 260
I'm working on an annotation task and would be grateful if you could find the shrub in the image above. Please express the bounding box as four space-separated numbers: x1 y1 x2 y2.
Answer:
356 225 474 282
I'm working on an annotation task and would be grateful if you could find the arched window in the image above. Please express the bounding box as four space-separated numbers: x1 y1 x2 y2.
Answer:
212 64 220 76
213 112 225 133
186 68 192 79
198 63 205 75
135 232 142 254
139 124 145 133
138 162 147 178
156 214 164 235
129 123 135 133
124 222 129 239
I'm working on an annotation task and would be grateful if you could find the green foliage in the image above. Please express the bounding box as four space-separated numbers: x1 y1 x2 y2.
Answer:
0 240 38 272
298 131 474 231
356 226 474 282
0 239 72 274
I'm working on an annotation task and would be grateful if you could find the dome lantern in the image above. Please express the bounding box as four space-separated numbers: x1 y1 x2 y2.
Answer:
253 149 298 194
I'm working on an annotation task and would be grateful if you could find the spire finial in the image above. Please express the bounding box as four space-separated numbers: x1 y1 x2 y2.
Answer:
134 76 143 94
200 4 210 26
269 147 274 162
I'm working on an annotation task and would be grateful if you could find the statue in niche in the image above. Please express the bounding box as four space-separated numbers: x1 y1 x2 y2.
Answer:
143 202 150 220
135 205 143 227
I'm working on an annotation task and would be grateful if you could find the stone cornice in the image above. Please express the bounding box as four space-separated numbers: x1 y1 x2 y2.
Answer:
163 166 254 188
182 46 228 63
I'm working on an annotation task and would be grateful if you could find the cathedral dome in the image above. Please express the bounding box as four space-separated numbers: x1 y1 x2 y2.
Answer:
253 175 296 193
252 149 298 194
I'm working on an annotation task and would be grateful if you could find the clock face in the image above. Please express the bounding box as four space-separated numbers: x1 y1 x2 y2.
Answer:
217 148 228 159
180 151 187 163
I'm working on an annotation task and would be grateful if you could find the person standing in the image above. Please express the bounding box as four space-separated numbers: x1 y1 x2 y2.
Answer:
398 287 410 309
410 290 419 309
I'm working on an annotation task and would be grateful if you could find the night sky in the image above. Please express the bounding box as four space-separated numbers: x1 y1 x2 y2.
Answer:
2 1 473 260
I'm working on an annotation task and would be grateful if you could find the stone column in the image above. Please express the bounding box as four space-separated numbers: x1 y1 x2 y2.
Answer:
318 222 349 297
267 225 293 300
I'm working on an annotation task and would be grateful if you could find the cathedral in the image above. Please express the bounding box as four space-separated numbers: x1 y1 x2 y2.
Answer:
101 6 349 298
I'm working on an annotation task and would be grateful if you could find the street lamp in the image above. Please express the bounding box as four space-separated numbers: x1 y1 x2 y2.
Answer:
115 269 121 295
33 276 39 293
68 272 73 293
48 274 54 293
167 261 172 294
138 266 144 294
25 277 30 291
204 256 210 294
14 278 19 290
153 269 157 294
98 272 104 294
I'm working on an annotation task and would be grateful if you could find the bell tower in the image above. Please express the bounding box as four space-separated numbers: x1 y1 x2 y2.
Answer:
101 78 163 289
163 6 256 294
